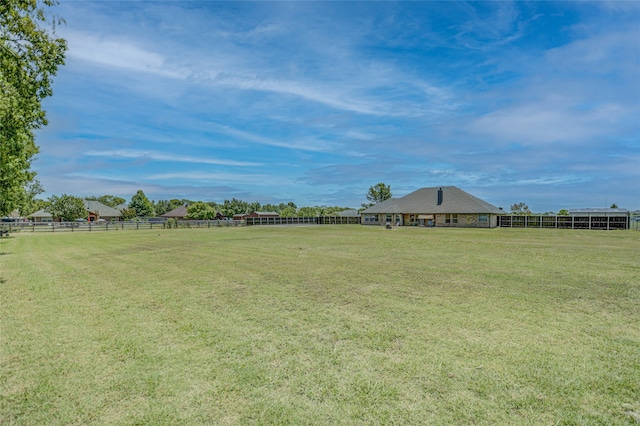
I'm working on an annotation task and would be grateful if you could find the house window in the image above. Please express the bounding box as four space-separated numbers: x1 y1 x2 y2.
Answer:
385 214 392 223
478 214 488 223
445 214 458 224
364 214 377 223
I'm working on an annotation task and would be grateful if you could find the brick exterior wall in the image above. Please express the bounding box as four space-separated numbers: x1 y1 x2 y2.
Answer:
364 213 498 228
435 214 495 228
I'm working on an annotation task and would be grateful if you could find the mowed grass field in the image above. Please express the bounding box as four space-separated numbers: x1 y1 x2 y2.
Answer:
1 226 639 425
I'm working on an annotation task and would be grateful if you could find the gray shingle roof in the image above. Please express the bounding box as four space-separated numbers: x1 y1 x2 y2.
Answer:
30 202 122 219
83 200 122 217
29 208 52 218
362 186 502 214
162 204 189 218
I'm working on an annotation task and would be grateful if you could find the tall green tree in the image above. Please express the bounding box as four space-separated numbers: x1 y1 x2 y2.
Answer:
279 206 297 217
46 194 85 221
221 198 250 217
20 179 44 214
120 207 137 221
153 199 188 216
366 182 392 205
186 201 215 219
153 199 172 216
0 0 67 216
129 190 154 218
297 206 317 217
510 202 531 215
85 195 125 208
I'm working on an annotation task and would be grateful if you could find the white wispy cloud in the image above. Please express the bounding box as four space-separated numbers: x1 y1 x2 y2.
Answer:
511 176 591 186
466 104 598 145
63 30 187 79
146 171 290 186
84 149 262 167
62 23 455 119
210 124 338 153
453 2 525 50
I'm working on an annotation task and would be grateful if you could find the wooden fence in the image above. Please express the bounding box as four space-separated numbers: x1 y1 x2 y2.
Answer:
497 215 629 230
244 216 361 226
2 220 246 233
1 216 361 234
6 215 631 234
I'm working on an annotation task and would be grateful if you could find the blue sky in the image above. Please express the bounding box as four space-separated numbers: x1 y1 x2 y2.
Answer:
36 1 639 212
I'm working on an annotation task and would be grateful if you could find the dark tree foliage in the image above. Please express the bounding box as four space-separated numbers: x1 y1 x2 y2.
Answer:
46 194 85 221
366 182 392 204
84 195 125 208
510 202 531 215
0 0 66 215
186 202 220 219
129 190 155 218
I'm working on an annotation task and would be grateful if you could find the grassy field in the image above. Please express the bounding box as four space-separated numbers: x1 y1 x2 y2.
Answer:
1 226 639 425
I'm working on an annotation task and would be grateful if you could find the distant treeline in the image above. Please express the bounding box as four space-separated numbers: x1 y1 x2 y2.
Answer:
24 192 354 221
160 199 353 219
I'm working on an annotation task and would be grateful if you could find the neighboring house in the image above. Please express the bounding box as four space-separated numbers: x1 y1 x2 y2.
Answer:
361 186 503 228
2 210 24 222
233 211 279 220
29 200 123 222
29 209 54 222
162 204 189 220
161 204 225 220
83 200 123 221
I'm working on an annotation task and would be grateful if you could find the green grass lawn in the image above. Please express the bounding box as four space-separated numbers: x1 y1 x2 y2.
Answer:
1 226 639 425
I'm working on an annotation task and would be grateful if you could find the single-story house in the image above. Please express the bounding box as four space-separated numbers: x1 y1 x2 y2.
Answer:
29 200 123 222
233 211 279 221
162 204 189 219
162 204 225 220
83 200 123 221
2 210 25 222
361 186 503 228
29 209 54 222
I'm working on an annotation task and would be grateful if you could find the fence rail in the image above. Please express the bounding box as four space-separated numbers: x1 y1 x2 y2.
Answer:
497 215 629 230
3 215 632 234
1 220 246 233
1 217 361 233
245 216 361 226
